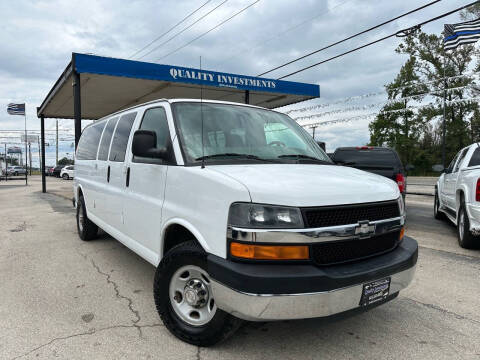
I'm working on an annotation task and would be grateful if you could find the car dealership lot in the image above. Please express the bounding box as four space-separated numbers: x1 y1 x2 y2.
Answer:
1 177 479 359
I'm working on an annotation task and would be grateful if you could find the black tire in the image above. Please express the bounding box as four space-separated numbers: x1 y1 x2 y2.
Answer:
76 196 98 241
457 202 479 249
62 173 69 180
154 241 242 346
434 190 446 220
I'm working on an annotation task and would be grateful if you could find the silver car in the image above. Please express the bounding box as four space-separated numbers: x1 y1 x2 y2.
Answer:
7 166 27 176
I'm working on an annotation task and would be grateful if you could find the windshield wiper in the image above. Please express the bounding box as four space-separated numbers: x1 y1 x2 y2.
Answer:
278 154 331 164
195 153 276 162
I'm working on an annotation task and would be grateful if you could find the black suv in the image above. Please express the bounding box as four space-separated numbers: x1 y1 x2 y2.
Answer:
331 146 406 198
52 165 65 177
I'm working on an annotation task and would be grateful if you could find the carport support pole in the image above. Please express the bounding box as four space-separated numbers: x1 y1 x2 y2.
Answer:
73 70 81 149
40 114 46 193
245 90 250 104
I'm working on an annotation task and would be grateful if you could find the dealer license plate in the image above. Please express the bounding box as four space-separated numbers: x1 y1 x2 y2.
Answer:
359 277 391 306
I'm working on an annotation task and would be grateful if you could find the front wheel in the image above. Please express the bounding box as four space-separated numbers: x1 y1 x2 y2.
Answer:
154 241 242 346
457 203 478 249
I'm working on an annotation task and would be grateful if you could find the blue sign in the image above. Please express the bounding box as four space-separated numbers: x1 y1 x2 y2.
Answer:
74 53 320 98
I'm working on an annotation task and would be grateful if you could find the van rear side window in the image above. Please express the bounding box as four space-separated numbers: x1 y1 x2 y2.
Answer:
76 121 106 160
98 117 119 161
109 112 137 162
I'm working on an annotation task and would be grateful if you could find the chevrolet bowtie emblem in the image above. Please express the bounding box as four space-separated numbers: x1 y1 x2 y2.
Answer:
355 221 375 237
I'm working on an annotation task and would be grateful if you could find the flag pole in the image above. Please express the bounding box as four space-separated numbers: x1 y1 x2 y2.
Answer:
24 105 28 185
442 49 447 169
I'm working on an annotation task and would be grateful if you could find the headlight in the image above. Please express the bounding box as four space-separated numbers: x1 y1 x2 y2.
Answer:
398 196 405 216
228 203 304 229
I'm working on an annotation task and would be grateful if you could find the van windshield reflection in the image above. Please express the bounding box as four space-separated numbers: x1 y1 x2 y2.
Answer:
172 102 331 165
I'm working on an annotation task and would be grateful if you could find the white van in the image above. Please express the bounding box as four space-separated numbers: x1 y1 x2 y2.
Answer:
74 99 417 346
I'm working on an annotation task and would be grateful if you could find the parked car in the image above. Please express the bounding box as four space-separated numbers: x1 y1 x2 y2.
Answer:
44 166 54 176
74 99 416 346
435 143 480 248
331 146 406 198
60 165 74 180
52 165 65 177
7 166 27 176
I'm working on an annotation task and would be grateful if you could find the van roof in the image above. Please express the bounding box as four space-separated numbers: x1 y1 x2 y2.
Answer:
95 98 285 122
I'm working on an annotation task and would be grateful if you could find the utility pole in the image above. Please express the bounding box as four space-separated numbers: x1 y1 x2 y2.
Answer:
28 142 32 175
4 144 7 181
37 136 41 174
56 120 59 165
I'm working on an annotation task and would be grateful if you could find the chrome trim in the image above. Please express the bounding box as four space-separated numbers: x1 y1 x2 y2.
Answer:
228 216 405 243
211 265 416 321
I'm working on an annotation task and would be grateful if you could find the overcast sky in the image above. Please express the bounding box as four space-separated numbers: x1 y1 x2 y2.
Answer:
0 0 473 161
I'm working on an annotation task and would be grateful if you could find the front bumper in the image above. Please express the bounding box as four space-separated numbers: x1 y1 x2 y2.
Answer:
208 236 417 321
467 202 480 234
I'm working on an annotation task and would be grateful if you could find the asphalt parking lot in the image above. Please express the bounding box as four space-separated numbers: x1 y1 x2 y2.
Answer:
1 176 479 359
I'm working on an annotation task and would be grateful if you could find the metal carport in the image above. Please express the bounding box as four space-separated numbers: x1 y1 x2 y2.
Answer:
37 53 320 193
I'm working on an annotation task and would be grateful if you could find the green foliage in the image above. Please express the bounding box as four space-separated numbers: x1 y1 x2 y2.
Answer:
369 20 479 175
58 157 74 165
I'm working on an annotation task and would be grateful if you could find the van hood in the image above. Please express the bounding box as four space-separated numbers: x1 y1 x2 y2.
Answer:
209 164 399 207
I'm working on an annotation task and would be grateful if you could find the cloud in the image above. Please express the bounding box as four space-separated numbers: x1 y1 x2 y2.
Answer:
0 0 467 156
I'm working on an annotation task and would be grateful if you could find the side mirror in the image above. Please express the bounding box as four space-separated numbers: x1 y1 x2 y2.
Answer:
132 130 167 159
432 164 445 173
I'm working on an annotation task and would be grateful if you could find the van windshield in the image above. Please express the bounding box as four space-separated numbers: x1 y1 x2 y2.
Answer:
172 102 331 165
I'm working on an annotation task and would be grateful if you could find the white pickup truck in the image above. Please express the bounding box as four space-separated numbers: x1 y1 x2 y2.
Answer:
435 143 480 248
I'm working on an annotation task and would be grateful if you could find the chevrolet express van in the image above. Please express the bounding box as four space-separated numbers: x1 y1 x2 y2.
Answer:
74 99 417 346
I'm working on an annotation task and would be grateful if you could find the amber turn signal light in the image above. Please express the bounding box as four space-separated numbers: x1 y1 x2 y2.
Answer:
230 242 309 260
399 227 405 241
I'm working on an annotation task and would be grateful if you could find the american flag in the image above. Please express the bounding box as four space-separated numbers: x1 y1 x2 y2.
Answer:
7 103 25 116
444 18 480 51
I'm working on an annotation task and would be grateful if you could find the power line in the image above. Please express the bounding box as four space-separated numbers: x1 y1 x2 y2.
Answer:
155 0 261 62
137 0 229 61
215 0 353 69
129 0 213 59
258 0 441 77
277 1 480 79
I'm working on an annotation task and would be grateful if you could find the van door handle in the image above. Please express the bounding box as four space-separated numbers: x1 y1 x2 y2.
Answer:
126 167 130 187
107 165 110 183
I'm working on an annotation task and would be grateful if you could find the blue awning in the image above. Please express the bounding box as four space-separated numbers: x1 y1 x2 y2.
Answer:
38 53 320 119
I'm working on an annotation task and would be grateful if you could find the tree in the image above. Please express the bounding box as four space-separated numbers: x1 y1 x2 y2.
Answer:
369 14 479 174
58 157 74 165
369 55 427 167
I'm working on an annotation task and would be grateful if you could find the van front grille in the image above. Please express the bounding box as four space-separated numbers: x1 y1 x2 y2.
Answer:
311 231 399 265
302 200 399 228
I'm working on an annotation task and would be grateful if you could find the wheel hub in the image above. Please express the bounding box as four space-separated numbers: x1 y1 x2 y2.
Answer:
184 279 209 307
169 265 217 326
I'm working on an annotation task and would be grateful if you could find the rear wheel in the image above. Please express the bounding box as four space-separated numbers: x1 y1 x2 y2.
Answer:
457 202 478 249
76 196 98 241
434 190 445 220
154 241 242 346
62 173 69 180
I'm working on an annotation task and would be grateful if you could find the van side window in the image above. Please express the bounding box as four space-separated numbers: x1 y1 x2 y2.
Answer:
109 112 137 162
133 107 170 164
76 121 106 160
98 117 119 161
468 147 480 167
